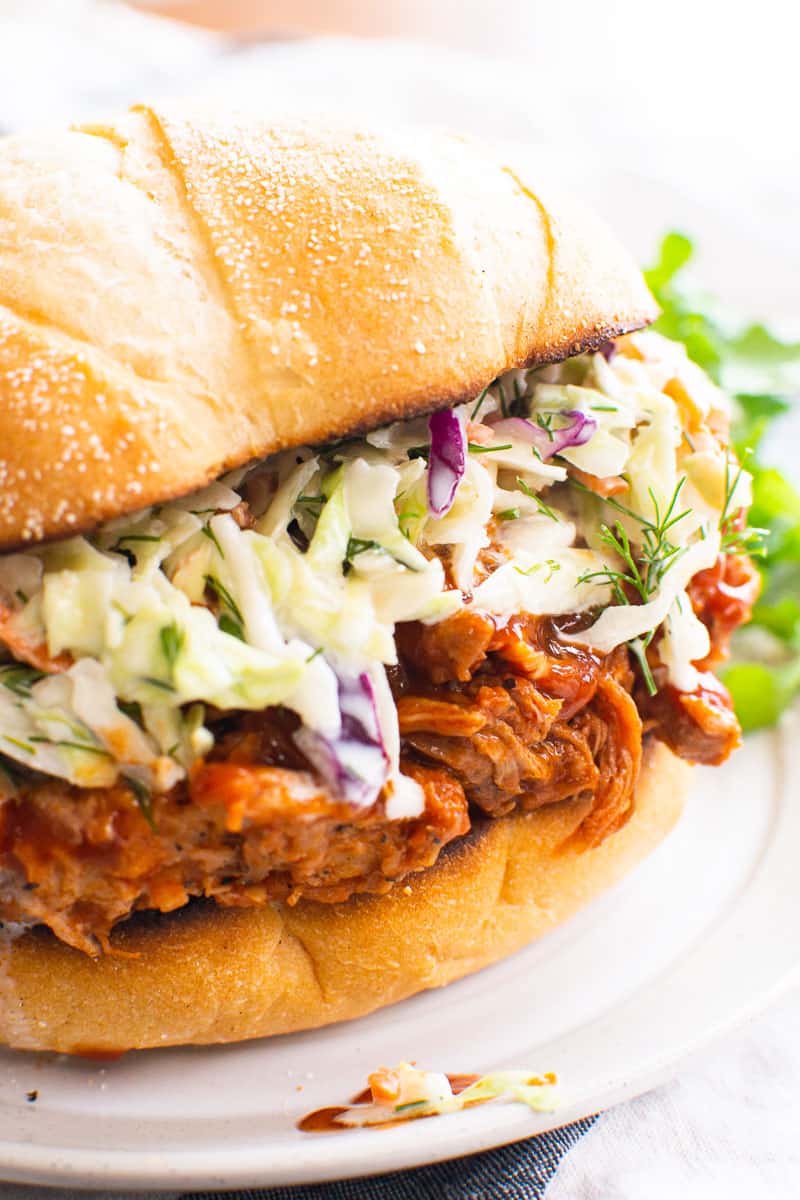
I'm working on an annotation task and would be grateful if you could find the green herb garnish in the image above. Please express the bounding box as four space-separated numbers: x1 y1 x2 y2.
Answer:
718 453 768 558
141 677 176 694
218 613 245 641
29 737 111 758
126 775 157 832
205 575 244 625
645 231 800 726
3 734 34 754
114 533 161 546
0 665 44 697
515 559 561 584
346 536 381 559
200 523 225 558
470 385 490 420
159 622 184 671
575 480 691 696
296 493 326 514
515 477 559 522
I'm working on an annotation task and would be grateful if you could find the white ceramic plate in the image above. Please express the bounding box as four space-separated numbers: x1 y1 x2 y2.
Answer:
1 711 798 1191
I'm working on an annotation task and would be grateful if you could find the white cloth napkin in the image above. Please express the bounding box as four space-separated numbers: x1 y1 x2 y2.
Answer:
546 989 800 1200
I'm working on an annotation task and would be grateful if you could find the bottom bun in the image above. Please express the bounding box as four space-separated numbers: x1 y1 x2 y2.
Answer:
0 741 689 1053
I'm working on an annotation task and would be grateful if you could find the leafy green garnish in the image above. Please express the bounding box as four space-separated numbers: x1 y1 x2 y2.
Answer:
722 661 800 733
646 232 800 728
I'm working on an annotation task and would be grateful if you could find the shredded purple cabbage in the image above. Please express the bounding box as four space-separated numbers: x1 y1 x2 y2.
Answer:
293 670 389 807
598 340 618 362
427 409 466 517
489 410 597 460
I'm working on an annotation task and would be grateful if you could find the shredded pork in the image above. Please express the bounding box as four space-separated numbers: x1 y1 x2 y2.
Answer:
0 555 754 953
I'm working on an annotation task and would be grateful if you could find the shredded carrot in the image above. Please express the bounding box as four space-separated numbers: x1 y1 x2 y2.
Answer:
569 466 628 498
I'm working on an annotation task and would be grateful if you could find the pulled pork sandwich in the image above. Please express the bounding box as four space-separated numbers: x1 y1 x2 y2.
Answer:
0 110 758 1053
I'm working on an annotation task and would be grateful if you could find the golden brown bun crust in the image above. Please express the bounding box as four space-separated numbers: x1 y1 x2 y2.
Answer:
0 110 656 549
0 742 687 1053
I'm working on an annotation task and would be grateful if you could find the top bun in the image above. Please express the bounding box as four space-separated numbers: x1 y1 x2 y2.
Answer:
0 109 656 549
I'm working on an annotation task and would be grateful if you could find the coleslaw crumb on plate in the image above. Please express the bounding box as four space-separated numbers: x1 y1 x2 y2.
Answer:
298 1062 560 1132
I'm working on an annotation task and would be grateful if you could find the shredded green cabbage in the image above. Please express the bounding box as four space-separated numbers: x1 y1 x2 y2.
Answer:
0 284 759 795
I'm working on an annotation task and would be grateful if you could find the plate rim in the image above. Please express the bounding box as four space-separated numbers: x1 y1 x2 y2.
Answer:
1 973 798 1191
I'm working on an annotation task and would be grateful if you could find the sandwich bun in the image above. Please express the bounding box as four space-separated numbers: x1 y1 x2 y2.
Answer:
0 108 655 549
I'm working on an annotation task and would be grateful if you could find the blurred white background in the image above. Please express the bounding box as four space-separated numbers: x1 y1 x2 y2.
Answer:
0 0 797 323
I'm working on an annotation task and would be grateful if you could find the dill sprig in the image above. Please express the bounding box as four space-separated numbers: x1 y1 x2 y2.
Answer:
468 442 513 454
514 558 561 584
346 536 381 559
574 478 693 696
718 453 768 558
159 622 184 671
205 575 244 628
0 665 45 697
200 523 225 558
515 476 559 522
471 385 490 420
575 477 692 598
296 493 326 516
126 775 157 833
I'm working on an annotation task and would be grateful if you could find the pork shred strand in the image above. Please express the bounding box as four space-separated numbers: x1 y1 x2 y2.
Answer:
568 676 643 848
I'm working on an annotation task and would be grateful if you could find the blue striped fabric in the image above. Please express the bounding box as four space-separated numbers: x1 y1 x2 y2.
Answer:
181 1118 596 1200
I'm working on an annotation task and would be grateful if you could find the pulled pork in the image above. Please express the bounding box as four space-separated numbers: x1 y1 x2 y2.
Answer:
0 552 755 952
395 620 641 845
0 758 467 955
